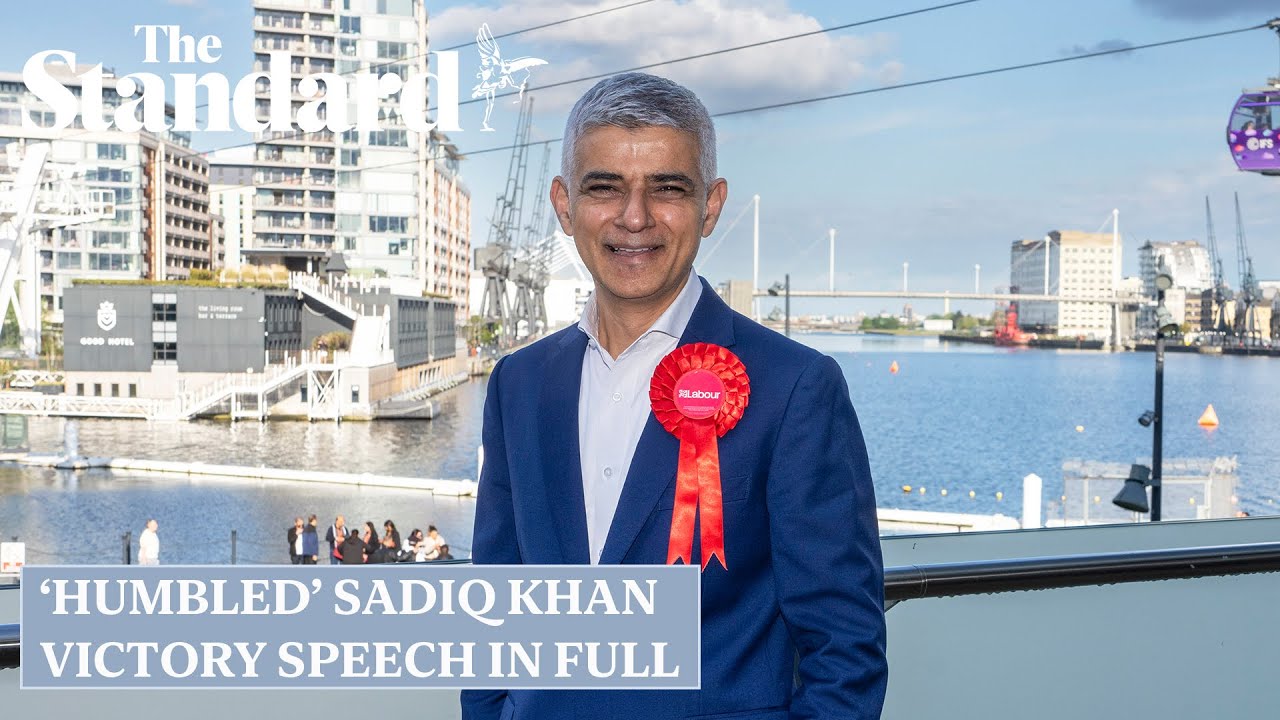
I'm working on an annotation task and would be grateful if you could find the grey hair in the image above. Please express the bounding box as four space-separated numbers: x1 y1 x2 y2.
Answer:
560 72 717 190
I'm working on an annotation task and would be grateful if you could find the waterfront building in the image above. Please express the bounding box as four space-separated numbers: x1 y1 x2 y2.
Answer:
209 146 255 271
0 66 221 321
1138 240 1212 335
425 134 471 322
1009 230 1117 339
61 281 458 416
249 0 471 313
717 279 754 316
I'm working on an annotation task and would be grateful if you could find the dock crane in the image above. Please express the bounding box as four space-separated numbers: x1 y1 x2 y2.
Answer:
474 94 534 347
0 142 113 358
1203 197 1233 343
511 143 553 338
1232 192 1264 346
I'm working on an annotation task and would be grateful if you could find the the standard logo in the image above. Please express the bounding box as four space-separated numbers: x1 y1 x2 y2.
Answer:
24 23 550 135
96 301 117 332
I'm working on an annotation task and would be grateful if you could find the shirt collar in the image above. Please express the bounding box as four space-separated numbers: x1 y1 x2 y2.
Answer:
578 269 703 356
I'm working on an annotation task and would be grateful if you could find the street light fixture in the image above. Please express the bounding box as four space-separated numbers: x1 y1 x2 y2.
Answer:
1113 464 1155 514
1135 259 1177 521
767 274 790 337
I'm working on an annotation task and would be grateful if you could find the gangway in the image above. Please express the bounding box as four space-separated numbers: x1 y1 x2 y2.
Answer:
289 272 364 322
171 352 344 421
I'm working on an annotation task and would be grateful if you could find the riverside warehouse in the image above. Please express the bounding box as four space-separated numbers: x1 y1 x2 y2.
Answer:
60 282 458 414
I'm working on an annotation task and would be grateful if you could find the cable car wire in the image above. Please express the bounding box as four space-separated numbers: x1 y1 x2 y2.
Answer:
210 20 1273 195
716 22 1271 117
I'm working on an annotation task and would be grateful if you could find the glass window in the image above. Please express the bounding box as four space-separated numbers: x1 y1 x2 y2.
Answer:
96 143 127 161
152 342 177 364
367 129 407 147
377 41 409 59
129 384 137 398
93 383 102 397
339 16 360 33
340 148 360 166
369 215 408 233
76 383 84 396
151 300 177 323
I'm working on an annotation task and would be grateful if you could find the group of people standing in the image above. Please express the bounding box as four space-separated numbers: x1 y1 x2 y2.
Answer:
289 515 450 565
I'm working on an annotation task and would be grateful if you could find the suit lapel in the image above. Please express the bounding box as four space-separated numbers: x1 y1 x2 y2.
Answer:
540 329 592 564
598 277 737 565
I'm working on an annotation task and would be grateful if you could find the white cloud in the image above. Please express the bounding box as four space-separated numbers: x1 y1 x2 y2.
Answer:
431 0 905 114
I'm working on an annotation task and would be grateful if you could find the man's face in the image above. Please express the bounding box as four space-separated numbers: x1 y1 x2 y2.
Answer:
147 520 157 532
552 125 727 309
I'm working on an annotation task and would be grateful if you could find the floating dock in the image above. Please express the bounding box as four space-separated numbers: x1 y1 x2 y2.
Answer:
6 454 478 496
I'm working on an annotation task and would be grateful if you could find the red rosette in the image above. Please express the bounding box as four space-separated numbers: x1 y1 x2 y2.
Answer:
649 343 750 570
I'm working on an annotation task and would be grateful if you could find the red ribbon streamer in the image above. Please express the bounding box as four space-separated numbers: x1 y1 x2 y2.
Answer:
650 343 749 571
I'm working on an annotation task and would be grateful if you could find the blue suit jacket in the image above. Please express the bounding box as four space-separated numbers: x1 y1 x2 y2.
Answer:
463 278 887 719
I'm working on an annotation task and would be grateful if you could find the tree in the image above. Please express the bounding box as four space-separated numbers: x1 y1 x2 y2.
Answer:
0 304 19 350
860 316 901 331
466 315 498 349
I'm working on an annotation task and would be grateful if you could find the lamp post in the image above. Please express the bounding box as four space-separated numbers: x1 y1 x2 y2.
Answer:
1149 261 1177 520
768 275 791 337
1114 260 1176 520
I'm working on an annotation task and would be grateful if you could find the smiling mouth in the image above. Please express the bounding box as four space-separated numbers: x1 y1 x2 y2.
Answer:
606 244 660 255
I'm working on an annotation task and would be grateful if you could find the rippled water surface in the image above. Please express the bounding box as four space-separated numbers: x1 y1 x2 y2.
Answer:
2 336 1277 564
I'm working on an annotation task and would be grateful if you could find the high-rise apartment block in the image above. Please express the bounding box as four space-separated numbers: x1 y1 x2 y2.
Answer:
1137 240 1212 334
250 0 470 318
0 67 220 321
1010 230 1118 339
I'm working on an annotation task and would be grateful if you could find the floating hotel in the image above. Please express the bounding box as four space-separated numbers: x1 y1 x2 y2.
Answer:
23 264 466 421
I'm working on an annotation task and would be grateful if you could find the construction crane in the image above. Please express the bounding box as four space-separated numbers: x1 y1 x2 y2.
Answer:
1203 197 1233 343
474 94 534 347
510 143 554 338
0 142 113 358
1232 192 1264 346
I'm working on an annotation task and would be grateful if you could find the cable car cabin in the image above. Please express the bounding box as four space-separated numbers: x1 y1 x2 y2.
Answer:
1227 90 1280 175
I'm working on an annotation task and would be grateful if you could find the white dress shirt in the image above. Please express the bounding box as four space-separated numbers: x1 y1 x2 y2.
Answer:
577 271 702 564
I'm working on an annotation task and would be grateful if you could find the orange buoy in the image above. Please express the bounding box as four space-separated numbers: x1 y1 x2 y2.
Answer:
889 361 900 375
1198 404 1219 428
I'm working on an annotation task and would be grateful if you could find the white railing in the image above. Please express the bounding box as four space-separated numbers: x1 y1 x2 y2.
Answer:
0 392 157 419
289 272 365 319
384 371 469 404
6 370 64 388
174 358 312 420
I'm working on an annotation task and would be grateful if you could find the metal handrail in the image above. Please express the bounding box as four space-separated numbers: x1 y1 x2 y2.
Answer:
883 540 1280 604
0 623 16 670
4 543 1280 670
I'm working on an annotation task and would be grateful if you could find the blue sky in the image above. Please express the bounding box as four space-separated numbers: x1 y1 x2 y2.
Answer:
5 0 1279 316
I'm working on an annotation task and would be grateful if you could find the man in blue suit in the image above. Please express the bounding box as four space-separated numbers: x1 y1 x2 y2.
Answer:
463 72 886 720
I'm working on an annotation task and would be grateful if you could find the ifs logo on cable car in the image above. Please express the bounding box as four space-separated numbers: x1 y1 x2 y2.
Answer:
21 24 547 134
1245 136 1274 151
